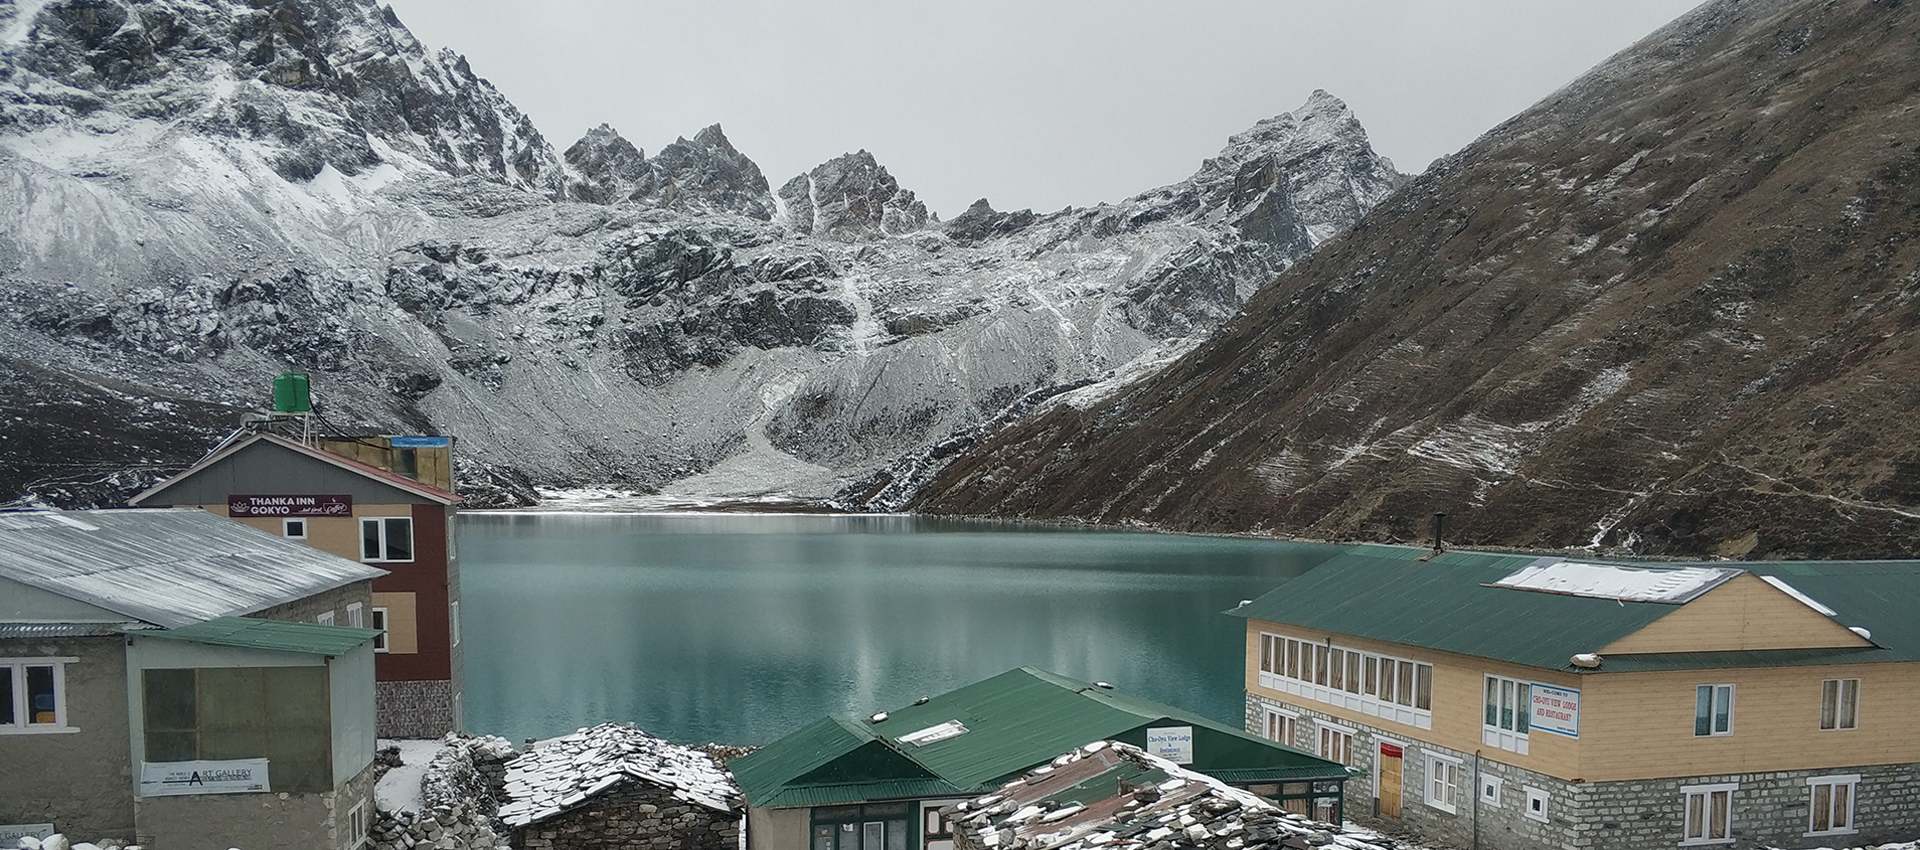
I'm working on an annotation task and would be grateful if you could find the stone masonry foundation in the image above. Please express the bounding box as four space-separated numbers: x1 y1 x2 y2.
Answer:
512 781 741 850
1246 692 1920 850
379 679 455 738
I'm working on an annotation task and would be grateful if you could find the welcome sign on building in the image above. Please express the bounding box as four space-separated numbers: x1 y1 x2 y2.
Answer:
1529 684 1581 737
139 759 271 797
228 495 352 517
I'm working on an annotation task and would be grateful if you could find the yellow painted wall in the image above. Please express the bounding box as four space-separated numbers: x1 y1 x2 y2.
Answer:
1600 573 1872 654
1244 621 1584 779
1578 662 1920 780
1246 620 1920 783
317 439 453 491
372 591 419 654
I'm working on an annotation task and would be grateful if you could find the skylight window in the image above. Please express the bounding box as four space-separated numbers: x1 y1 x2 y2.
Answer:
898 720 968 746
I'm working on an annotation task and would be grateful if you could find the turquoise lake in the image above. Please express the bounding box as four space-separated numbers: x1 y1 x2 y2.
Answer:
458 513 1351 745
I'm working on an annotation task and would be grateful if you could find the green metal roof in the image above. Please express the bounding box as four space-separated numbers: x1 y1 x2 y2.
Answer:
732 667 1348 809
138 616 381 655
1228 545 1920 673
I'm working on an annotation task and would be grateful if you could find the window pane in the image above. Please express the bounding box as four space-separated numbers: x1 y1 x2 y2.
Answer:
1329 649 1344 689
1821 680 1838 729
384 518 414 561
1500 680 1515 729
1379 660 1394 701
0 667 14 725
26 665 56 724
1315 645 1328 686
1485 678 1498 727
1286 640 1299 679
1714 687 1731 733
1397 662 1414 706
1415 665 1432 710
1812 784 1831 832
1516 683 1531 734
361 519 381 560
1261 637 1273 673
1685 794 1703 839
1834 783 1850 828
1346 652 1360 694
1695 686 1712 736
1710 790 1729 839
1840 680 1858 729
1364 656 1378 695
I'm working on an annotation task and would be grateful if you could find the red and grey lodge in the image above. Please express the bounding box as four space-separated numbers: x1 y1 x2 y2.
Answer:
130 431 464 738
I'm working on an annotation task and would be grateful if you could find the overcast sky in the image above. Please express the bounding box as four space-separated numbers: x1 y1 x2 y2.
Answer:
385 0 1702 218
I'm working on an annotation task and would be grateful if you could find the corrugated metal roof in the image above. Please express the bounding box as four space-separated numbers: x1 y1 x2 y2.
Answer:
0 509 387 628
734 667 1347 809
136 616 379 655
131 433 458 506
0 622 141 638
1229 545 1920 672
1588 647 1894 673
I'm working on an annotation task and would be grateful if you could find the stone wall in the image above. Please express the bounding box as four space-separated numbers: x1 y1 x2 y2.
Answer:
0 636 135 844
250 580 375 626
1246 691 1920 850
512 782 741 850
370 801 504 850
378 679 455 738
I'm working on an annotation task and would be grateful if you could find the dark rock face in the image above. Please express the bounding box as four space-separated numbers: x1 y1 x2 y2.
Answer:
566 123 774 218
944 199 1038 243
778 150 930 239
5 0 565 192
915 0 1920 559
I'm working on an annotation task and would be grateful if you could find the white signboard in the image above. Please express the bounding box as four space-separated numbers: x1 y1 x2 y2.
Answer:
1145 726 1195 764
0 826 55 845
1529 685 1581 738
140 759 271 797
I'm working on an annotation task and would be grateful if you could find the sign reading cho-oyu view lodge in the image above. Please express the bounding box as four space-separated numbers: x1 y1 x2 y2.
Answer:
227 494 352 517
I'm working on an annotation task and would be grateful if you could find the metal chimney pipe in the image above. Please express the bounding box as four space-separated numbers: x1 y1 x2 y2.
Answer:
1431 512 1448 553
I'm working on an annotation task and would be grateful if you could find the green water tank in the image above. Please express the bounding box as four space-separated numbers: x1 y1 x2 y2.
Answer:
272 372 312 413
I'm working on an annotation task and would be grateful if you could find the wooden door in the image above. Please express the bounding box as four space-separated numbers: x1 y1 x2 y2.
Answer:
1377 743 1404 818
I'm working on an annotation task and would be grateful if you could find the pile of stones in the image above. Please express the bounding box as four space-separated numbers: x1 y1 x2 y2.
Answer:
369 802 506 850
14 838 141 850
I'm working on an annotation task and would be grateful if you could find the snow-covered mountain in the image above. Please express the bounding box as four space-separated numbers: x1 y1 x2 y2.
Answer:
0 0 1404 505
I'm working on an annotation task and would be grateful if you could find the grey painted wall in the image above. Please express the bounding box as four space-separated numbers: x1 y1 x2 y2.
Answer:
138 440 434 507
746 805 809 850
0 577 125 622
328 646 377 786
0 635 135 842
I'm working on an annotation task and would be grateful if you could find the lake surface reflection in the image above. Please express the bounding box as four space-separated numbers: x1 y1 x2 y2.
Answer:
459 513 1350 744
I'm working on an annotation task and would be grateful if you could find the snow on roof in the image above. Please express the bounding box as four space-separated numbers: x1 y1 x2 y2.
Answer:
496 723 742 828
1491 559 1739 604
952 741 1397 850
0 508 387 628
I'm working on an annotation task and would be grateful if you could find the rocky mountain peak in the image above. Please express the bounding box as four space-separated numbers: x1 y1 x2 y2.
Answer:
0 0 567 194
563 121 773 218
944 198 1037 244
777 149 930 240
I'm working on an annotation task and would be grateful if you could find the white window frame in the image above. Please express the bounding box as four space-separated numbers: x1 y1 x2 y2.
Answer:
1819 679 1859 731
1261 706 1297 747
1805 774 1859 837
282 517 308 540
1479 774 1504 807
1681 783 1737 846
359 516 416 564
449 600 461 647
346 602 365 629
1256 630 1435 730
1694 684 1735 737
1483 674 1532 754
317 610 335 626
0 658 77 734
1316 720 1355 766
1423 752 1463 814
348 798 369 849
371 607 389 653
1524 786 1550 824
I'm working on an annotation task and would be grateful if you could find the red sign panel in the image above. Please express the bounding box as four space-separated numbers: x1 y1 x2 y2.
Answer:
228 495 353 517
1379 743 1403 758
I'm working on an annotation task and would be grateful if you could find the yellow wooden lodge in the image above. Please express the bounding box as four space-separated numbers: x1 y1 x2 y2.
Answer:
1231 545 1920 850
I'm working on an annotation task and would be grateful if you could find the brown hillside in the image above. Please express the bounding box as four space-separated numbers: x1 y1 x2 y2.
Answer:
915 0 1920 558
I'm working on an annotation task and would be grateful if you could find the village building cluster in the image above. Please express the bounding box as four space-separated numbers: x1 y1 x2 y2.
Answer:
4 375 1920 850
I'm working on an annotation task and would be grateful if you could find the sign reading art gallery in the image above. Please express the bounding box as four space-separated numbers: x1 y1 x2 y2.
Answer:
0 825 55 845
140 759 271 797
1529 684 1581 738
1146 726 1195 764
228 494 352 517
